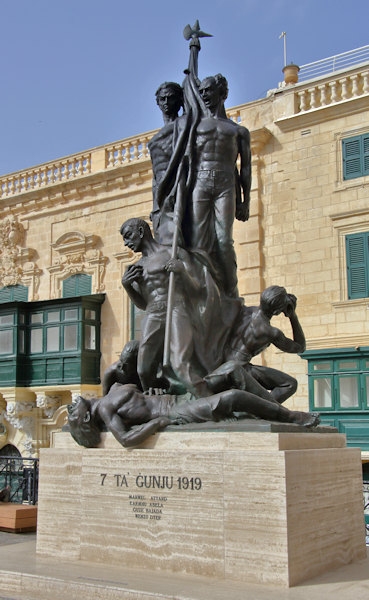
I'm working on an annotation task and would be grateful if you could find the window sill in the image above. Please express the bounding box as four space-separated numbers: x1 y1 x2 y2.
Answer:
332 298 369 309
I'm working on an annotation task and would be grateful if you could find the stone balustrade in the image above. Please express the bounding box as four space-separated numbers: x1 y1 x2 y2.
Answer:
0 111 243 200
0 153 92 199
106 133 152 167
1 63 368 200
0 130 156 200
296 68 369 113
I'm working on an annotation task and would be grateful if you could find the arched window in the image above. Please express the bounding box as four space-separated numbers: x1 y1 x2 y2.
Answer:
62 274 92 298
0 443 21 458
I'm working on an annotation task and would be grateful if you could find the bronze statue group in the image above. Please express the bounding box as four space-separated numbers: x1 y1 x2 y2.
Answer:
68 22 320 448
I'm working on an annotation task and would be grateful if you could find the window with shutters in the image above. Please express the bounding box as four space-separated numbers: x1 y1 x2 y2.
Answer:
62 274 92 298
346 232 369 299
303 347 369 450
0 285 28 303
342 133 369 180
0 294 104 386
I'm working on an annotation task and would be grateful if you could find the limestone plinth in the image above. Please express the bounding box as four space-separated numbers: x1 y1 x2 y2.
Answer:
36 429 366 587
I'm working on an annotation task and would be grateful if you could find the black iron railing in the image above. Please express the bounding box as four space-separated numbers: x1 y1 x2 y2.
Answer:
0 456 39 505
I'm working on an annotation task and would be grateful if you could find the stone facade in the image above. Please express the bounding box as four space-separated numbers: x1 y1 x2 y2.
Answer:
0 60 368 456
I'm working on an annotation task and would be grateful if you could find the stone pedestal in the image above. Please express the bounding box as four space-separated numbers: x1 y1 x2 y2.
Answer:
36 428 366 587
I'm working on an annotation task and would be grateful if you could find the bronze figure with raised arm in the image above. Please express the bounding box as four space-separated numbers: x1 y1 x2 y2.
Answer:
206 286 306 404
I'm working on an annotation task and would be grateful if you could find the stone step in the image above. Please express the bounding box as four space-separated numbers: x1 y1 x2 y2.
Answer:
2 557 369 600
0 536 368 600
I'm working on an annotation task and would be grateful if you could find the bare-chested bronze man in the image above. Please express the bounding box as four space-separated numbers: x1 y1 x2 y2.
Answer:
101 340 141 395
184 73 251 297
206 286 306 404
68 382 320 449
148 82 185 245
120 218 207 396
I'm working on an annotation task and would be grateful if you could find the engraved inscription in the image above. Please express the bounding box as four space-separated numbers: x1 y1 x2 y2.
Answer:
98 472 203 521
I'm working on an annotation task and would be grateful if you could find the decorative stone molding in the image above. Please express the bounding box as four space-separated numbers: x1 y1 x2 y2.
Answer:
0 215 42 299
0 215 24 247
114 247 135 263
2 402 35 456
49 230 108 298
0 410 8 446
6 401 34 418
71 391 97 403
0 420 7 446
306 333 369 350
36 393 62 419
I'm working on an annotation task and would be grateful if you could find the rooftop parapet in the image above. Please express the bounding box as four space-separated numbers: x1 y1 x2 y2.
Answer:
1 46 368 199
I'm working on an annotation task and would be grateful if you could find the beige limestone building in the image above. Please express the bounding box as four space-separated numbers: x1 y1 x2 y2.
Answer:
0 47 369 461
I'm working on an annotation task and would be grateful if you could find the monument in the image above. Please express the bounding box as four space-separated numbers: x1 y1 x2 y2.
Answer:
67 20 321 440
34 21 366 592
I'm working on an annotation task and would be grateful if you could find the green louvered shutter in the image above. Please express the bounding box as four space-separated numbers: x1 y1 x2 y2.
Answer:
12 285 28 301
0 285 28 303
343 136 362 180
62 274 92 298
76 274 92 295
363 134 369 177
346 233 369 299
0 288 12 303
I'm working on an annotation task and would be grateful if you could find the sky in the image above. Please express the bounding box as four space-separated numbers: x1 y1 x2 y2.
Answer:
0 0 368 176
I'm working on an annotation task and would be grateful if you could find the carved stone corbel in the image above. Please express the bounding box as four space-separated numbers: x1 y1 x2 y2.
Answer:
36 393 62 419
